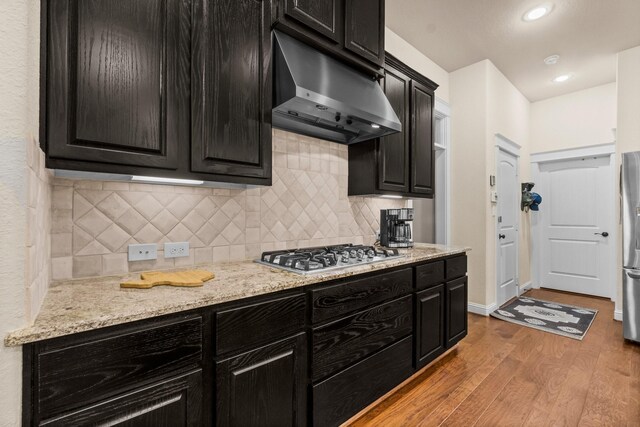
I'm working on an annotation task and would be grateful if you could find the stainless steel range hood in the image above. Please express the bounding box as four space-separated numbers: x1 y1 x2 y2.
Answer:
273 31 401 144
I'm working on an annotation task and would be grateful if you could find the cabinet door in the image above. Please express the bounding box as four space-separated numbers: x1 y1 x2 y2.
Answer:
46 0 188 169
216 333 307 426
415 285 445 369
284 0 343 43
446 276 468 348
344 0 384 66
410 80 435 196
192 0 272 180
39 371 203 426
377 67 410 193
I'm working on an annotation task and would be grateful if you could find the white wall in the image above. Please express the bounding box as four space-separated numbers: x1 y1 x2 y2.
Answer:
385 27 450 103
0 1 40 424
450 60 490 305
616 45 640 315
450 60 531 307
530 83 617 153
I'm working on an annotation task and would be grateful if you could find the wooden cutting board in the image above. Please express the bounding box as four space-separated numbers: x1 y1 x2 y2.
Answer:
120 270 215 289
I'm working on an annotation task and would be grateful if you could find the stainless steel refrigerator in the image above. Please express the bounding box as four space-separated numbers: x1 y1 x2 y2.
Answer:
622 151 640 342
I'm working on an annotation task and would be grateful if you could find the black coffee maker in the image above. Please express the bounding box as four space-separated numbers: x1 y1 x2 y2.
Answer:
380 208 414 248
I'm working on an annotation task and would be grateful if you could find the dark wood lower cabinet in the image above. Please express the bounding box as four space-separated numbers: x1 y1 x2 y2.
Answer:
39 371 203 427
312 336 413 427
312 295 413 381
23 257 468 426
446 276 468 348
415 284 446 369
216 333 307 427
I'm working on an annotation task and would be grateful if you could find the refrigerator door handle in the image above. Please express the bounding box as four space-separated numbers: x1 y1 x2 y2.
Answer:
627 271 640 280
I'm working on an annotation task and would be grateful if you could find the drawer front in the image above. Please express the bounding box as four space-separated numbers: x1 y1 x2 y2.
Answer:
216 293 306 355
415 260 445 290
312 295 413 381
37 315 203 417
39 371 203 427
446 255 467 280
311 268 413 324
313 336 413 427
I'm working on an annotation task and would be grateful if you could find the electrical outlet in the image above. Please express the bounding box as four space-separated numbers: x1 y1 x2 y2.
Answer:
164 242 190 258
128 243 157 262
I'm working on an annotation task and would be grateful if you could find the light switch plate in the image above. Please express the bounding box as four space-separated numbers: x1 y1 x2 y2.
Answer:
128 243 157 261
164 242 190 258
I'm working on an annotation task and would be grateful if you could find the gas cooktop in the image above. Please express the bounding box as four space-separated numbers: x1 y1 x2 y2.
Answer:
256 244 403 275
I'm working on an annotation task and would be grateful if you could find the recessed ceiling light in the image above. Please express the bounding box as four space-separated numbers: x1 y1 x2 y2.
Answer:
544 54 560 65
553 74 572 83
523 4 553 21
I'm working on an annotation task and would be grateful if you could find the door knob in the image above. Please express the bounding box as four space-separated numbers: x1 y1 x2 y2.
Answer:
594 232 609 237
499 234 506 239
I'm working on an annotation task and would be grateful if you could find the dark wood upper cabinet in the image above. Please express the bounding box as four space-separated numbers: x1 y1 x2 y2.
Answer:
378 66 410 193
284 0 342 43
344 0 384 67
274 0 384 76
42 0 272 186
191 0 272 181
348 54 438 199
44 0 188 170
410 79 435 196
216 333 307 426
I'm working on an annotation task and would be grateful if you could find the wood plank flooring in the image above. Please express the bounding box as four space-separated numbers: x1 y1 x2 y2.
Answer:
346 289 640 427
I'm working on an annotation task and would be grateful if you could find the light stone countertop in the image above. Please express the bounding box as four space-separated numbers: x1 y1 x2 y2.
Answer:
5 244 469 346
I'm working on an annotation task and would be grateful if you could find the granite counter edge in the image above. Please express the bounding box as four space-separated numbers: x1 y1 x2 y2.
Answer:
6 246 470 346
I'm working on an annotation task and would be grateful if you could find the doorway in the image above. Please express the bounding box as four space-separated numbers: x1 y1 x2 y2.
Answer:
413 99 450 244
532 146 616 298
496 135 520 307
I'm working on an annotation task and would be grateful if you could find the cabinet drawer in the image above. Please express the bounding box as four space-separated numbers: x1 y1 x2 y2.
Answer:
39 370 203 427
312 336 413 427
415 260 445 290
446 255 467 280
37 315 203 417
311 268 413 324
312 295 413 381
216 293 305 355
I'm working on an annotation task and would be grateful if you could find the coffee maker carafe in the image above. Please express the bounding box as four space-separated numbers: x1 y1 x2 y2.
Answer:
380 208 414 248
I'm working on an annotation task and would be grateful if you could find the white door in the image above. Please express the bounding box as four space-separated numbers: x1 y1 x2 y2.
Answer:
538 156 614 298
497 149 519 307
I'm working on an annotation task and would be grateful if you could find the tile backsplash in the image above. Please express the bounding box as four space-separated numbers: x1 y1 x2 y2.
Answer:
27 135 52 320
50 130 406 279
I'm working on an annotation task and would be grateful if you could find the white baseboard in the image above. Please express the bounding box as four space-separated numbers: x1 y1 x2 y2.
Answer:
520 281 533 292
468 302 497 316
614 309 623 322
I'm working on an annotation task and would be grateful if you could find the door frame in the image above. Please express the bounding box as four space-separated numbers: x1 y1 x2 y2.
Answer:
495 134 521 307
434 98 451 245
530 143 617 302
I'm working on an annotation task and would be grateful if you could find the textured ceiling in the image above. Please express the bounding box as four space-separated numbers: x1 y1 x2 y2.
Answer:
386 0 640 101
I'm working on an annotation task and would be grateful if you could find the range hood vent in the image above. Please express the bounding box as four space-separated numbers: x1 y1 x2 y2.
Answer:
273 31 401 144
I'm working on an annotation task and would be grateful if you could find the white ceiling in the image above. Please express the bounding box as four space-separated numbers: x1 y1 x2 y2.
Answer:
386 0 640 101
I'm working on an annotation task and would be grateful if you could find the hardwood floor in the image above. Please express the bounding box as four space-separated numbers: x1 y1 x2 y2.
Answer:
346 289 640 427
